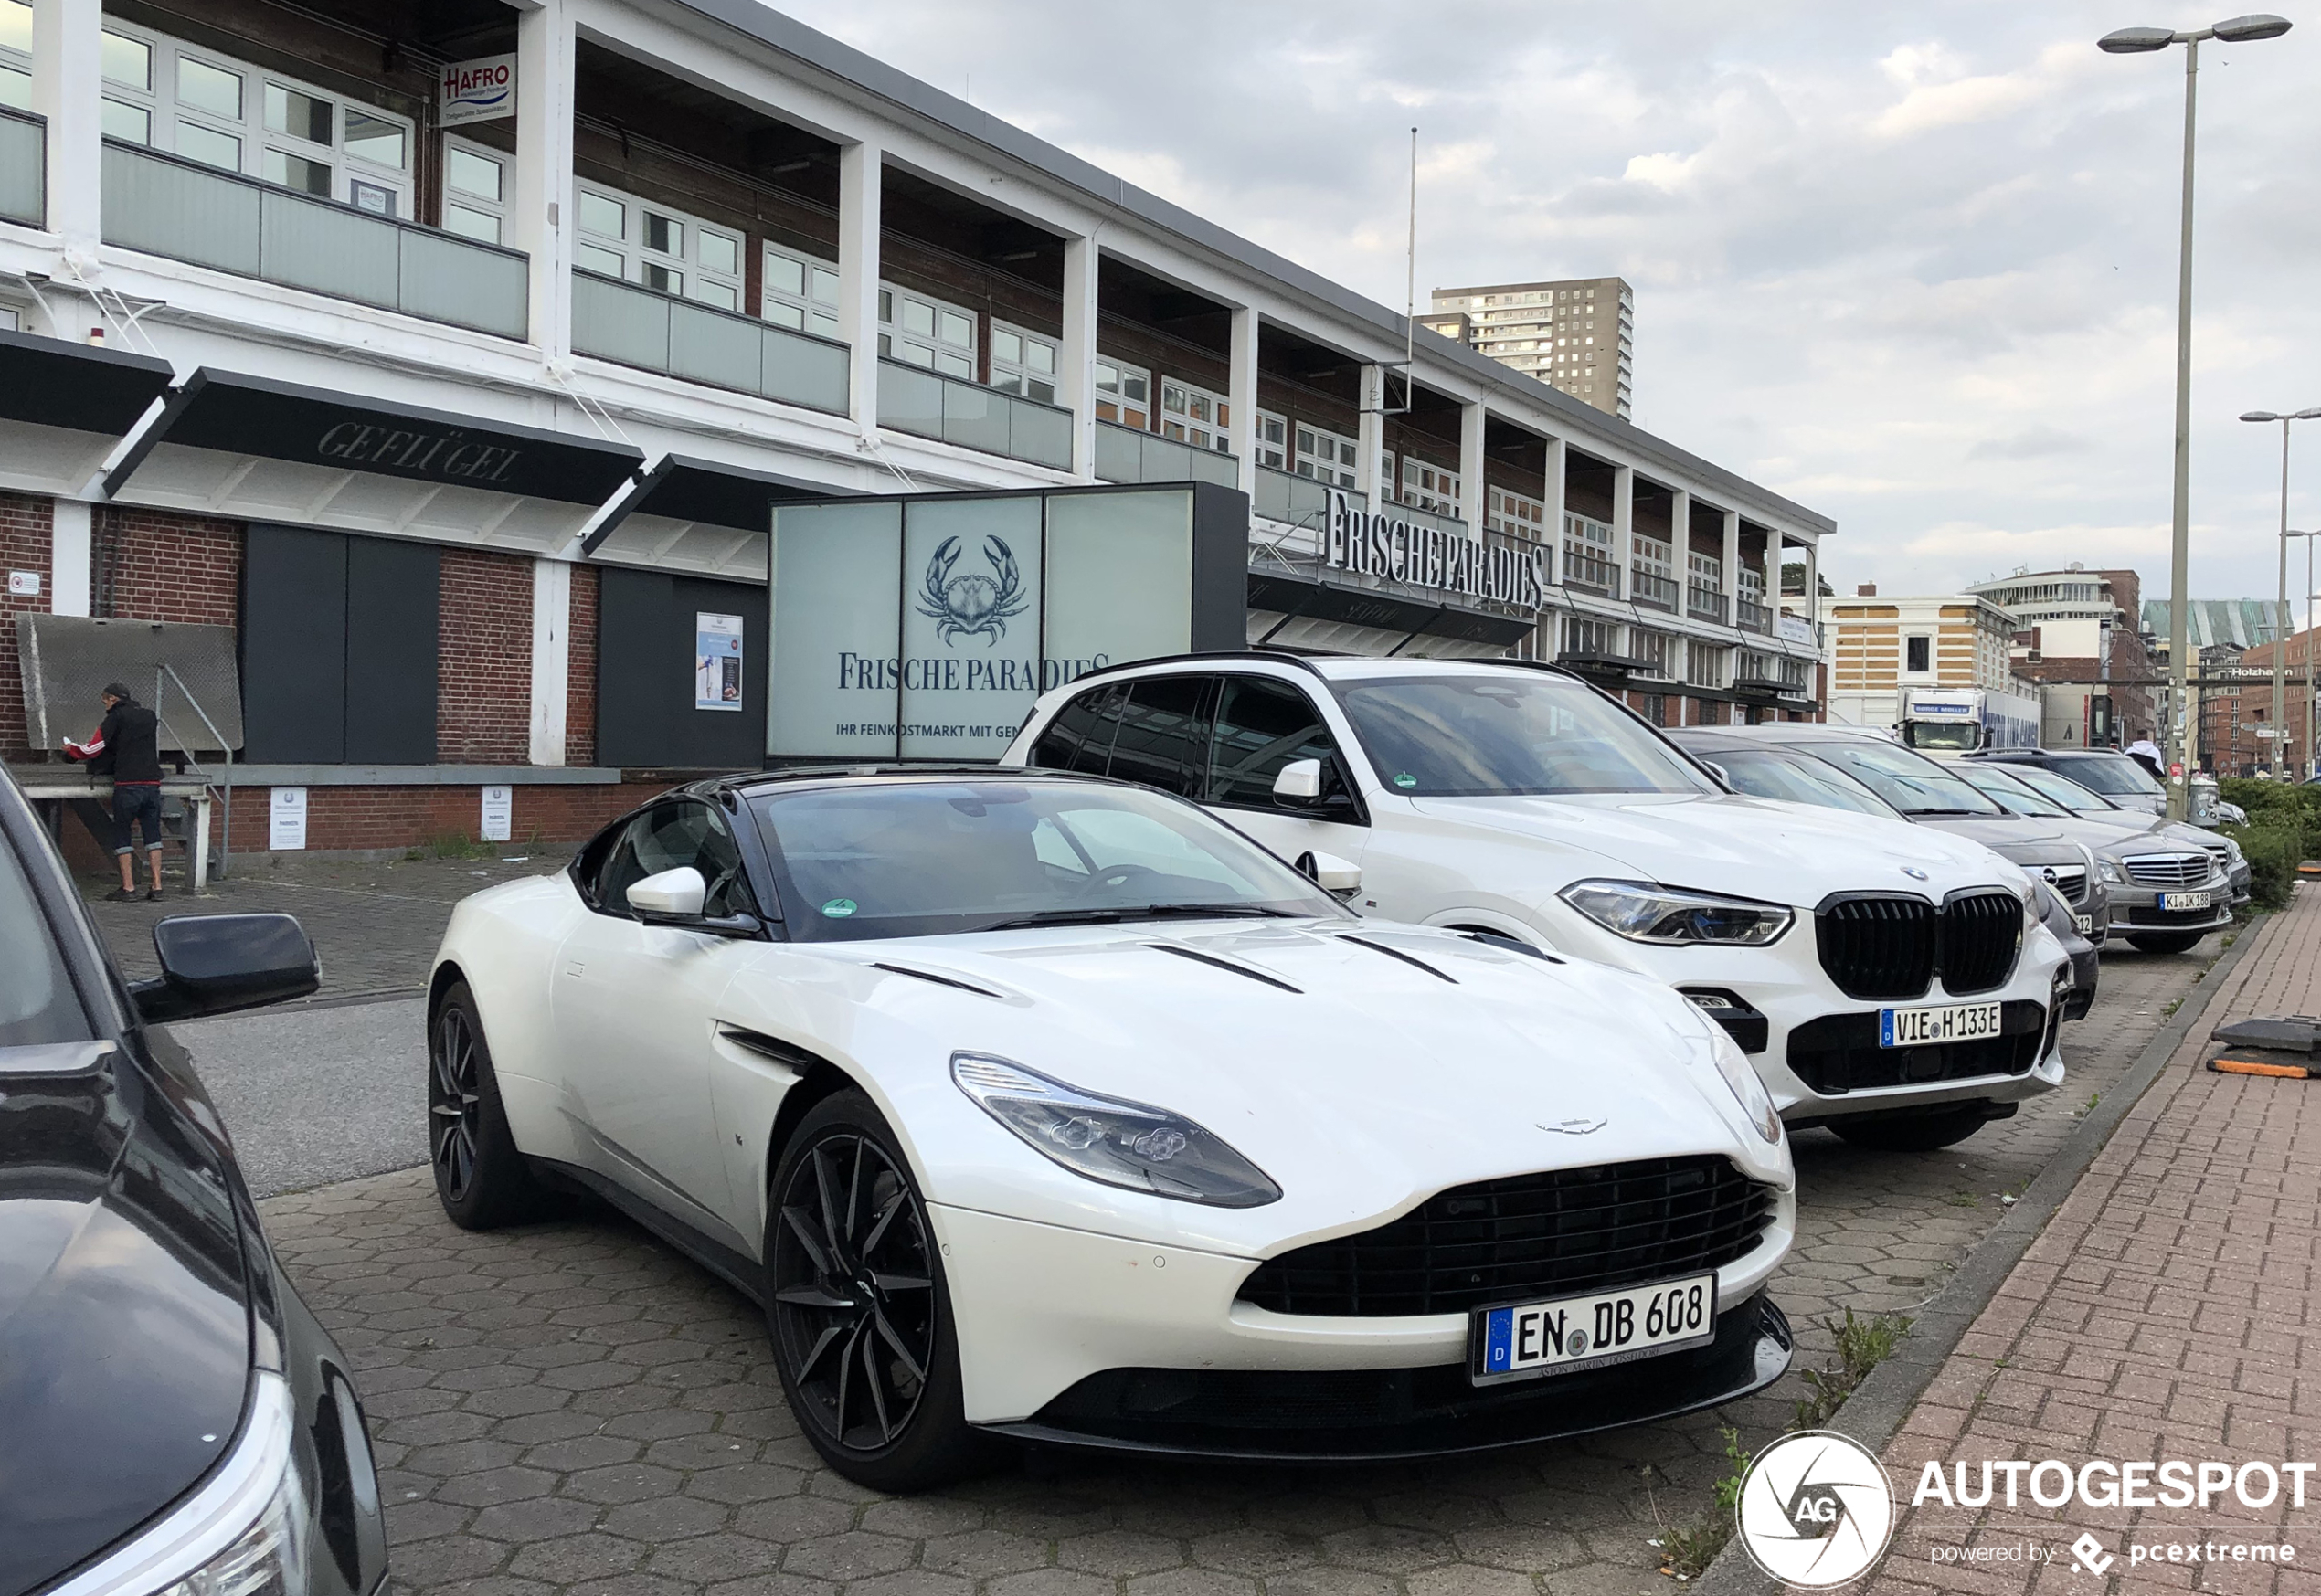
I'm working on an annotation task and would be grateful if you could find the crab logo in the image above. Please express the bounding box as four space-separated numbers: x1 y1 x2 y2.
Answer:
917 535 1030 647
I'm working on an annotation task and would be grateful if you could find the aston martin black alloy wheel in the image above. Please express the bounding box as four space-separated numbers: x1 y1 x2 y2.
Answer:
427 980 555 1230
765 1091 988 1490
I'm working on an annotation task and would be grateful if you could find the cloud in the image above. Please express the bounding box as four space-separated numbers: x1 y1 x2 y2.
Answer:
752 0 2321 601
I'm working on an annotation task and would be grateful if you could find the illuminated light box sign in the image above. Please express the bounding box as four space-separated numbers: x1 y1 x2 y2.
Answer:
769 482 1247 762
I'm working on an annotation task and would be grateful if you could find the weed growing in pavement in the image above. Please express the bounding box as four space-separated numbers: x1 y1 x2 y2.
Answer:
424 830 499 861
2162 997 2183 1018
1654 1316 1915 1580
2079 1093 2101 1117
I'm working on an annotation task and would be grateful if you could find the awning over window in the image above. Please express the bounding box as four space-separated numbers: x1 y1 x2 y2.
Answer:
1247 569 1537 650
584 452 853 581
0 327 175 496
101 368 644 552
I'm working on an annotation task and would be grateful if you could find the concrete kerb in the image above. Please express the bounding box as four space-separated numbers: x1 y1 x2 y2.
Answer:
1690 917 2271 1596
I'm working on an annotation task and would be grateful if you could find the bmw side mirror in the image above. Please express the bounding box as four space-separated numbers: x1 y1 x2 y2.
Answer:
1702 761 1731 787
1273 758 1324 803
1295 850 1362 898
132 913 320 1024
628 866 707 917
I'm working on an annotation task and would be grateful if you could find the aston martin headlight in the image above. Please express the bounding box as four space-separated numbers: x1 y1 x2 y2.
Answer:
1707 1024 1784 1145
951 1053 1282 1208
2096 858 2125 884
64 1373 308 1596
1560 881 1794 946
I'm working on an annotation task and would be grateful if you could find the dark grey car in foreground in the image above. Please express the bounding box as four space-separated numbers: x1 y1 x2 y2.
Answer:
0 766 386 1596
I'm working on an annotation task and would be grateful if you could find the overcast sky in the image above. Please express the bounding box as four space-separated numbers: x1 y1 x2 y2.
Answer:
765 0 2319 608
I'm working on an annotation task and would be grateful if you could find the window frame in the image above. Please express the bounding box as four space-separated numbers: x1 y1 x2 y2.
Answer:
1203 672 1367 824
1293 422 1360 489
989 319 1060 404
761 242 841 339
880 281 978 378
1159 375 1232 453
573 178 747 312
440 134 510 245
1095 357 1151 429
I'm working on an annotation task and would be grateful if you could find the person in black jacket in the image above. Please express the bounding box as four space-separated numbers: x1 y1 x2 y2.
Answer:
64 682 167 901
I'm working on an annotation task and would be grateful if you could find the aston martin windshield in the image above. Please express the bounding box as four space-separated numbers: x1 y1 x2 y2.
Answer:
751 779 1347 941
1333 675 1716 797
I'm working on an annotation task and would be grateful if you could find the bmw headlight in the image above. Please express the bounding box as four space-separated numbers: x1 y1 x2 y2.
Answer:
59 1374 307 1596
1707 1024 1784 1145
952 1053 1282 1208
1560 880 1794 946
2096 858 2125 885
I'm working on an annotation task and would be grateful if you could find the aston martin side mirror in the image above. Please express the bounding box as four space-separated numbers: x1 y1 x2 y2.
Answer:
628 866 706 917
1296 850 1362 897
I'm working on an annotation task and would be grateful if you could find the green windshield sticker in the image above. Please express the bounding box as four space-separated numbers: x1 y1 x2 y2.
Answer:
1393 772 1418 789
821 898 857 918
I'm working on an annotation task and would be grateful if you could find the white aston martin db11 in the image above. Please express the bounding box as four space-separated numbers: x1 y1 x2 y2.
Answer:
427 769 1796 1488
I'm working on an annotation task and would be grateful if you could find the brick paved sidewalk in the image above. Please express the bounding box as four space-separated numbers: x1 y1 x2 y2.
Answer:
1871 890 2321 1594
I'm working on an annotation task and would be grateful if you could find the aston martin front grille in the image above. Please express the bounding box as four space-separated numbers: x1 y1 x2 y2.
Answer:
1235 1156 1777 1318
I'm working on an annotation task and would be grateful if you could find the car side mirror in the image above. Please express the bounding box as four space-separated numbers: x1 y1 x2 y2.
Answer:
132 913 320 1024
628 866 706 917
1701 761 1730 787
1273 758 1324 803
1295 850 1362 898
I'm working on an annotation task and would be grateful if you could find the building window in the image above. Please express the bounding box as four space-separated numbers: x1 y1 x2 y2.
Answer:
1095 358 1150 428
1687 551 1722 587
1487 487 1547 537
574 182 746 311
1687 644 1728 690
1632 534 1673 580
761 244 841 338
1633 629 1674 679
1399 457 1460 515
880 284 977 377
1254 410 1287 470
1560 614 1619 657
1295 423 1359 488
989 322 1060 403
1905 635 1932 674
64 16 413 217
1160 377 1232 452
441 137 508 244
1563 512 1614 564
1642 693 1667 727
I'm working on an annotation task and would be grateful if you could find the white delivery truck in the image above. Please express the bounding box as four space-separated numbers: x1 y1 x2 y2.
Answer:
1899 687 2041 756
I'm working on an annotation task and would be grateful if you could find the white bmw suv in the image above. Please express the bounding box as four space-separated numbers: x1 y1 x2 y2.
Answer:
1002 653 2071 1151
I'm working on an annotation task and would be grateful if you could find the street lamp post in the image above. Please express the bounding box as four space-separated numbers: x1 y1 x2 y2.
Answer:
2102 13 2293 816
2241 411 2321 776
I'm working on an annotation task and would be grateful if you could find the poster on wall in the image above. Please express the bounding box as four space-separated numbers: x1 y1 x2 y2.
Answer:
695 613 746 712
479 785 513 843
269 787 307 851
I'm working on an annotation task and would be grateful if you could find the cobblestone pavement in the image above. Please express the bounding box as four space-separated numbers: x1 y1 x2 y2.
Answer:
253 942 2228 1596
1871 898 2321 1595
80 849 574 998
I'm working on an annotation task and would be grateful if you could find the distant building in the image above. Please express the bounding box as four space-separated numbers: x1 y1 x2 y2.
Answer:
1965 566 2158 744
2211 621 2318 777
1424 278 1633 417
1819 585 2031 730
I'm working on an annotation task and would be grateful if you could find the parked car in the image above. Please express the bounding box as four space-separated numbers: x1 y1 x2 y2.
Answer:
0 767 386 1596
1968 747 2167 816
1945 762 2235 953
1002 654 2072 1152
1668 733 2098 1020
425 769 1796 1485
1696 724 2109 935
1993 761 2249 905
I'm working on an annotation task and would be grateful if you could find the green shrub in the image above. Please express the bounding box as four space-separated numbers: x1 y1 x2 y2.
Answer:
2231 821 2303 911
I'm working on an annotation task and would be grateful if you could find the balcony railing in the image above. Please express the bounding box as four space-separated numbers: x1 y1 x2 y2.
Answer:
1095 419 1238 489
1687 584 1729 625
1254 464 1331 528
101 140 526 339
573 269 847 416
1736 596 1774 634
1383 496 1468 537
0 106 43 227
1562 546 1620 597
877 358 1072 470
1631 569 1680 612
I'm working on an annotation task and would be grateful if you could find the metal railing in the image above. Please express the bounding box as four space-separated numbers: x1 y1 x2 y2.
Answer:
1094 419 1238 489
876 358 1072 470
1562 546 1620 597
1687 584 1729 625
0 105 43 227
1736 596 1774 634
1631 569 1680 612
101 139 527 339
572 269 847 415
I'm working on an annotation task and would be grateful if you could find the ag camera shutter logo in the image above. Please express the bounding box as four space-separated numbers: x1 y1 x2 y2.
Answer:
1736 1430 1897 1587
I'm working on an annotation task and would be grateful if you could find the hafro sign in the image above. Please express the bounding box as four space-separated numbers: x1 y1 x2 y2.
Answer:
768 483 1247 762
1324 488 1545 611
440 56 516 128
